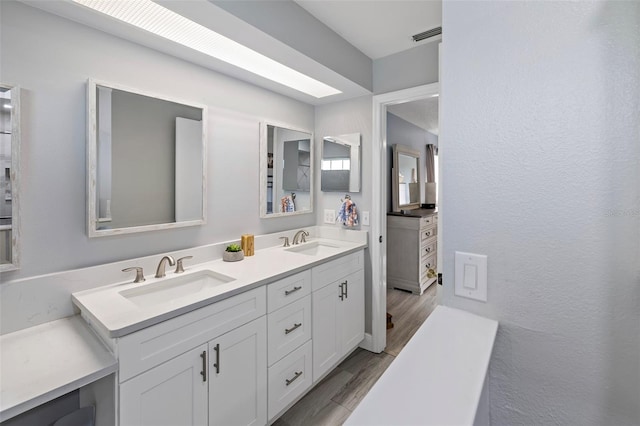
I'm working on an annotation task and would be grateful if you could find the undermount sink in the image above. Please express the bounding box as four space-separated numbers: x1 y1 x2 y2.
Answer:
285 241 341 256
119 270 235 308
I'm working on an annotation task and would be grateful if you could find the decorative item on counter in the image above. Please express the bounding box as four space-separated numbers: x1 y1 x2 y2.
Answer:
222 243 244 262
281 193 295 212
337 194 359 227
241 234 255 256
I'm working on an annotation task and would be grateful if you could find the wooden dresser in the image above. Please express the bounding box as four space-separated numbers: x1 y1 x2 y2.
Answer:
387 210 438 295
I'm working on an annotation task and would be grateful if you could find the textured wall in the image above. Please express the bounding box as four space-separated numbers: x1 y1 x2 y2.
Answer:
373 42 439 94
441 1 640 424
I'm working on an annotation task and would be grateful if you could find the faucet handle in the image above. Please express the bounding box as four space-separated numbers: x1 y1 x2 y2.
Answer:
175 256 193 274
280 236 290 247
301 231 309 243
122 267 145 283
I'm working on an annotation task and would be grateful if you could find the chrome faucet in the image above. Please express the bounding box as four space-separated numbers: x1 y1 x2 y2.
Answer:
155 255 176 278
292 230 309 245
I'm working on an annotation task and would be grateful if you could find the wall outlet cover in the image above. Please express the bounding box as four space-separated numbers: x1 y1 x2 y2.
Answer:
324 209 335 224
362 211 370 226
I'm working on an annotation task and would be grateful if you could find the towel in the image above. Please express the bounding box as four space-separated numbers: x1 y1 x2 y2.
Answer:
337 197 359 227
281 195 295 212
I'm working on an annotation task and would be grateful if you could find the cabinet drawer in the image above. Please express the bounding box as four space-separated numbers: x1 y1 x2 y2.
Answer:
118 287 266 382
311 250 364 292
420 225 437 242
420 254 437 278
268 295 311 366
420 215 435 227
420 239 437 260
268 340 312 421
267 270 311 313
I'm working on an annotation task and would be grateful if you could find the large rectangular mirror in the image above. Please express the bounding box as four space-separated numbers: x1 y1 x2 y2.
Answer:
321 133 361 192
260 122 313 218
0 84 20 271
392 144 421 212
87 79 207 237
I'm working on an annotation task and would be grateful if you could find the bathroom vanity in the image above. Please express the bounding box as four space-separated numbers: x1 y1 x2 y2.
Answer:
71 233 367 425
387 209 438 295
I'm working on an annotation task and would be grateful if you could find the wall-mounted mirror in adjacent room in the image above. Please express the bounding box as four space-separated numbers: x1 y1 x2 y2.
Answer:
321 133 361 192
0 84 20 271
260 122 313 218
392 144 421 212
87 79 207 237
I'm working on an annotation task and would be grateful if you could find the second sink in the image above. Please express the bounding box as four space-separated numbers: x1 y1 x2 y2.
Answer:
285 241 341 256
119 270 235 308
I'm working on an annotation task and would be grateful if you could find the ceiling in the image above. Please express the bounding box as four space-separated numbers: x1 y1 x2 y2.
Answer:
295 0 442 59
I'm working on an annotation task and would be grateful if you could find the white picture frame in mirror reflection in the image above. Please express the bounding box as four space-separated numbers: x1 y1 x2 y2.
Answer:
0 84 20 271
321 133 361 192
259 122 314 218
86 79 207 237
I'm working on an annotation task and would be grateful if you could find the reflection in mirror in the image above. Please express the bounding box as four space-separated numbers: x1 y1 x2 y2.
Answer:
87 80 207 237
0 85 20 271
260 122 313 218
321 133 361 192
392 144 421 212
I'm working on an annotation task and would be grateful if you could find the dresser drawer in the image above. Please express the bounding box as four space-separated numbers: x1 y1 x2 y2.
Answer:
118 287 266 382
267 270 311 313
311 250 364 292
268 340 313 421
267 295 311 366
420 239 437 260
420 254 437 278
420 225 437 242
420 215 435 227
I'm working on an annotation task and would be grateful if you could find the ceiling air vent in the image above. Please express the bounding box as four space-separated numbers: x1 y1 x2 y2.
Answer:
412 27 442 42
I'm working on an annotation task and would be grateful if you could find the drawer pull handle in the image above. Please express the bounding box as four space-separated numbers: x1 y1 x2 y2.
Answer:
200 351 207 382
213 343 220 374
286 371 303 386
425 247 431 253
285 323 302 334
285 286 302 296
425 231 431 237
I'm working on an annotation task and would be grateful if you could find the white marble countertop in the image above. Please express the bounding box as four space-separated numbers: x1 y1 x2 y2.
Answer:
0 316 117 422
345 305 498 426
72 237 367 338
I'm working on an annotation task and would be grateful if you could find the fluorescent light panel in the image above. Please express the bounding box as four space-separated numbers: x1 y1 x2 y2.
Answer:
72 0 342 98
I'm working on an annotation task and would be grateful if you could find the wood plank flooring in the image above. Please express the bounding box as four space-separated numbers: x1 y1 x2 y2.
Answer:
273 284 438 426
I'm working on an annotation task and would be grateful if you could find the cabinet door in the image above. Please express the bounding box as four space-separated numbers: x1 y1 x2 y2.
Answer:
340 270 365 352
209 317 267 426
312 282 341 382
120 344 208 426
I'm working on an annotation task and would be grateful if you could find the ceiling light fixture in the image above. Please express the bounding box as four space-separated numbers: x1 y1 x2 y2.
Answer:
2 104 12 109
71 0 342 98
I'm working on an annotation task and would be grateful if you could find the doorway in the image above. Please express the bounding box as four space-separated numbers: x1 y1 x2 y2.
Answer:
368 82 440 353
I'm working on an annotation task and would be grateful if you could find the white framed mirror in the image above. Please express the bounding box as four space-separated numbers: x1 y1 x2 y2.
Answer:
0 84 20 271
321 133 361 192
392 144 421 212
260 122 313 218
87 79 207 237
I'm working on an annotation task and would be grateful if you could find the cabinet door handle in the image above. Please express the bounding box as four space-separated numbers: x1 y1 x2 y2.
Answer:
285 371 303 386
285 286 302 296
200 351 207 382
285 323 302 334
344 280 348 299
213 343 220 374
339 283 345 301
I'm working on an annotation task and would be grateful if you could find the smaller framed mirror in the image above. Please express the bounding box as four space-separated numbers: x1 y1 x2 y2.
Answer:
392 144 421 212
260 122 313 218
0 84 20 271
321 133 361 192
87 79 207 237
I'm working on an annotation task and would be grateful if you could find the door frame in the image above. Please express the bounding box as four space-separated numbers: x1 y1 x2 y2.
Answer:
369 82 440 353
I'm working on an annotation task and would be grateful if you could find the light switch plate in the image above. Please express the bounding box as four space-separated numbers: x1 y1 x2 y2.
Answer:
455 251 488 302
362 211 370 226
324 209 335 224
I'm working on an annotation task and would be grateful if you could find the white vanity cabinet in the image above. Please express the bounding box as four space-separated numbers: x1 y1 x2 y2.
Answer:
387 211 438 295
117 287 267 426
311 251 365 382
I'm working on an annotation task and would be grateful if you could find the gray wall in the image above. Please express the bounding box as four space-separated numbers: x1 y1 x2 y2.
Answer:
0 1 315 281
314 95 374 333
441 1 640 424
373 41 439 94
386 112 430 212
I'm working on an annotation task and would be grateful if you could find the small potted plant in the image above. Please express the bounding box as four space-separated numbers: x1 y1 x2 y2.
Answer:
223 243 244 262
